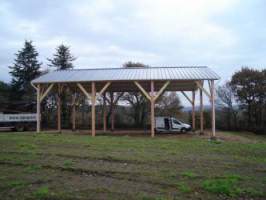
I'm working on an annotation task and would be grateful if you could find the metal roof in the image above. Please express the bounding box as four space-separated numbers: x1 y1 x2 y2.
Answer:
32 66 220 84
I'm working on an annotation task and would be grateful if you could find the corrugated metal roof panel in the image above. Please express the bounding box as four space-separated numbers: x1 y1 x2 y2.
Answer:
32 66 220 84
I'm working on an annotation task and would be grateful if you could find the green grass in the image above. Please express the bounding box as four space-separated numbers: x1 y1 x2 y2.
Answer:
202 175 242 196
181 171 197 179
24 164 42 173
7 180 26 188
202 175 265 197
63 159 73 168
0 131 265 199
34 186 50 199
177 182 191 193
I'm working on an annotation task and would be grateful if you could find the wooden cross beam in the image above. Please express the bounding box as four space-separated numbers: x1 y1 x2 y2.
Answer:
77 83 90 99
40 83 54 102
153 81 170 101
134 81 151 101
195 81 211 99
181 91 193 105
134 81 170 102
98 82 111 97
134 80 170 137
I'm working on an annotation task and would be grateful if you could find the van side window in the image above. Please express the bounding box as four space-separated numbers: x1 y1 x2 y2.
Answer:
173 120 181 125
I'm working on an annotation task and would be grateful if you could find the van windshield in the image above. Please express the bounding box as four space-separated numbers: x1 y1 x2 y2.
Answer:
173 119 181 125
173 119 184 124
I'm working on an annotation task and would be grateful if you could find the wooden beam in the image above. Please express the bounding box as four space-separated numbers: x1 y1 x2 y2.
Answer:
150 81 155 137
153 81 170 101
200 88 204 134
57 84 61 133
196 81 211 99
36 84 41 133
208 80 211 94
114 92 124 105
110 92 115 131
98 82 111 97
77 83 90 99
91 82 96 136
31 82 38 90
103 93 107 132
72 94 76 131
134 81 151 101
211 80 216 138
192 91 195 131
181 91 193 105
40 83 54 102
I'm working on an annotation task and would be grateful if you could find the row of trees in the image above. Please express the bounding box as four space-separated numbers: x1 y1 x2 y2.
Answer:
0 41 183 130
1 40 265 133
0 40 75 113
216 68 266 133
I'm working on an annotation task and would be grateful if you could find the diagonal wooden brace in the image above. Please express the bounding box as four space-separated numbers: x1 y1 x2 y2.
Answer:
40 83 54 102
196 81 211 99
98 82 111 97
134 81 151 101
181 91 193 105
77 83 90 99
153 81 170 101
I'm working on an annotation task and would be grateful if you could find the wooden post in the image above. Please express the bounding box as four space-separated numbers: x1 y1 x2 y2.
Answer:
57 84 61 133
200 88 204 135
192 90 195 131
150 81 155 137
36 84 41 133
91 82 96 136
110 92 115 131
211 80 216 138
72 94 76 131
103 93 107 132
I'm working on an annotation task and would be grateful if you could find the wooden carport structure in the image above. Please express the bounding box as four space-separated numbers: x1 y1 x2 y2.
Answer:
31 66 220 137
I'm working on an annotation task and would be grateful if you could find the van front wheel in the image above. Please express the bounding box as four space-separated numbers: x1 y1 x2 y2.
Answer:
180 128 186 133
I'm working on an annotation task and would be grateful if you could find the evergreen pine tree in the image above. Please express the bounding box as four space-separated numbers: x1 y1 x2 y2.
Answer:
9 40 42 107
47 44 76 127
48 44 76 70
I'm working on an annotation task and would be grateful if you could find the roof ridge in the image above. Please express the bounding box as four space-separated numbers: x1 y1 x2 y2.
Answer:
55 66 208 72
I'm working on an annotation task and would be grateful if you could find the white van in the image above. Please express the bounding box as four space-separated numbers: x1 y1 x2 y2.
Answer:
155 116 191 133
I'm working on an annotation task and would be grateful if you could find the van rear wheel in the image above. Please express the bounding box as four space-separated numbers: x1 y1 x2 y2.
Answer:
15 125 25 132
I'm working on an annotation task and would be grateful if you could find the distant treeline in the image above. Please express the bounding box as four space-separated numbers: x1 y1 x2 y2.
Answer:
215 68 266 134
0 40 265 134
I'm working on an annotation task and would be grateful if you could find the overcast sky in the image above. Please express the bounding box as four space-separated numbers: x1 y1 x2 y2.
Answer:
0 0 265 84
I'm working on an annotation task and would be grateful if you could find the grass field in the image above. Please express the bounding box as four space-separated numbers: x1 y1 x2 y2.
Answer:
0 131 265 200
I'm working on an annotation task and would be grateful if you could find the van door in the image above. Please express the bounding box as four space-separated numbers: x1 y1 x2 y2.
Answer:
171 118 182 130
164 118 170 130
